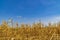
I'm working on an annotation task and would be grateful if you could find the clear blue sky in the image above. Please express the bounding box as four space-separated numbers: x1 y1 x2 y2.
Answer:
0 0 60 24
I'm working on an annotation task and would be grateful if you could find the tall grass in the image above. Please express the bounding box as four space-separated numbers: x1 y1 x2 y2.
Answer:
0 20 60 40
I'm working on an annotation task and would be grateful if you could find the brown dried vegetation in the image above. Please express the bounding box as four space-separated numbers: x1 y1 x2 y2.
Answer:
0 21 60 40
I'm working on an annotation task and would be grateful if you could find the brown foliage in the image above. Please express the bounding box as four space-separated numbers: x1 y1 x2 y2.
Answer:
0 21 60 40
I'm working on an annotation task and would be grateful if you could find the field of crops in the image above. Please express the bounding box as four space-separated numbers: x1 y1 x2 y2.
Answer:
0 21 60 40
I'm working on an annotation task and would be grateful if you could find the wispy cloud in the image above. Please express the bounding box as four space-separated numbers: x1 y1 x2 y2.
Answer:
11 15 60 25
40 0 56 6
40 16 60 25
17 16 22 18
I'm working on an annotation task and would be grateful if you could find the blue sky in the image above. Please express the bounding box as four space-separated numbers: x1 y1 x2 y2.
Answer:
0 0 60 24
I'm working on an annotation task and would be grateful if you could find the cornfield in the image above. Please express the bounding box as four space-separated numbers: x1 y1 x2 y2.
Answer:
0 20 60 40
